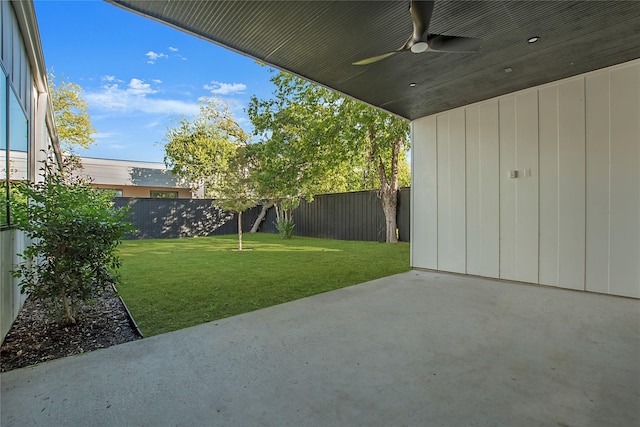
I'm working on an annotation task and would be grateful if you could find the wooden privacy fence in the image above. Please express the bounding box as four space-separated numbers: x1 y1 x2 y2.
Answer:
114 188 410 242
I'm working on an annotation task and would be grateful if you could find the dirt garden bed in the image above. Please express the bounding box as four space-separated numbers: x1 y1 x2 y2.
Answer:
1 287 141 372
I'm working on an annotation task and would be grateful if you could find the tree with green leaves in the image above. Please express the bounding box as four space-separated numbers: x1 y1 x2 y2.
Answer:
248 72 410 242
338 101 410 243
164 97 256 249
10 155 131 324
214 145 259 250
49 71 96 151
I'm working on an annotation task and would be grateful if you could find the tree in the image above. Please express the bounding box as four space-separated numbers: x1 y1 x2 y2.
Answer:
10 155 131 324
164 97 255 249
165 97 246 195
339 102 410 243
49 71 96 151
248 72 410 242
214 146 259 250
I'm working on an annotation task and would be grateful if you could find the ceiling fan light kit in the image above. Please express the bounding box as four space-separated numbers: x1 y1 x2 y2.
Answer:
411 41 429 53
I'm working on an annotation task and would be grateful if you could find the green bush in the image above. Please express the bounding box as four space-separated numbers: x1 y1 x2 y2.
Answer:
10 157 132 324
275 216 295 239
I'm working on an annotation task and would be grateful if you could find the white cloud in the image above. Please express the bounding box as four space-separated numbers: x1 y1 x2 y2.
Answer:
101 75 116 82
145 51 168 64
128 78 156 95
85 78 199 116
203 81 247 95
151 79 162 84
168 46 179 52
92 131 118 140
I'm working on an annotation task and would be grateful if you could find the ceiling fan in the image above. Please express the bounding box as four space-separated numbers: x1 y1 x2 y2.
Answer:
352 0 481 65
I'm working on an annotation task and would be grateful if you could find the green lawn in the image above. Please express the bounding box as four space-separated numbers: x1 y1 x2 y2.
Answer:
117 233 410 336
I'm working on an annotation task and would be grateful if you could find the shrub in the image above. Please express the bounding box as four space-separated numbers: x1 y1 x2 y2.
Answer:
275 216 295 240
10 156 132 324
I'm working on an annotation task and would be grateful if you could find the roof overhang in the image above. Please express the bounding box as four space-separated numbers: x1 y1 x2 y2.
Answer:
106 0 640 120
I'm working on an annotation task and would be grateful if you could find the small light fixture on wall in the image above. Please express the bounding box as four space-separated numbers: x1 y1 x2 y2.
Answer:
527 36 540 44
409 83 417 87
504 67 513 74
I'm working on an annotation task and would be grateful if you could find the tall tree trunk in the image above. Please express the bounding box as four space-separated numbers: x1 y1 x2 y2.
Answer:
250 202 273 233
371 124 401 243
380 181 398 243
377 137 401 243
237 210 243 251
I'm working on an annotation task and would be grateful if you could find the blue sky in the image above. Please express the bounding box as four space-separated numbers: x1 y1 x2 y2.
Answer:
34 0 276 163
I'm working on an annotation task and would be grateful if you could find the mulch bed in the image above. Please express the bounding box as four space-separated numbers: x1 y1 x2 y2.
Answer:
1 287 142 372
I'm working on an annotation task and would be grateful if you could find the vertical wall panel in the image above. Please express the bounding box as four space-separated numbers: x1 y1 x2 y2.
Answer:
538 79 587 290
557 79 586 290
465 107 481 272
437 110 466 273
411 117 438 269
437 114 451 269
466 101 500 277
514 91 540 283
450 109 467 272
609 64 640 297
499 96 517 280
538 85 560 286
499 91 539 283
585 72 611 294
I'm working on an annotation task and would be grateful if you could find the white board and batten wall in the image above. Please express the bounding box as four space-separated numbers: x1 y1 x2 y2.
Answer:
411 59 640 298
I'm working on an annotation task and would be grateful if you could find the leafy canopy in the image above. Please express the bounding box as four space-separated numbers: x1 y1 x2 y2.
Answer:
164 97 249 199
247 71 410 203
49 71 96 151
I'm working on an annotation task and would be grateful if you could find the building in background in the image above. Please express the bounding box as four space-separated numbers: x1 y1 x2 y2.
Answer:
76 157 203 199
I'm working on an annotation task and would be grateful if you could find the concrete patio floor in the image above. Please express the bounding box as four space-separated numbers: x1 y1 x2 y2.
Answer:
1 270 639 426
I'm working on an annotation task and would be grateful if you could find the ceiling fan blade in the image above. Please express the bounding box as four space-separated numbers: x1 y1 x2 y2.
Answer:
408 1 435 45
352 51 400 66
427 34 481 52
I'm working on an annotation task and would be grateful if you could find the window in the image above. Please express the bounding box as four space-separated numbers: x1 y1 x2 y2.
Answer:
98 188 123 198
150 190 178 199
1 73 29 227
1 71 7 225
